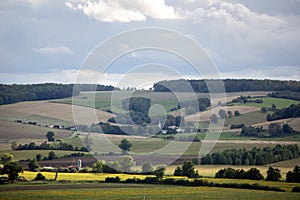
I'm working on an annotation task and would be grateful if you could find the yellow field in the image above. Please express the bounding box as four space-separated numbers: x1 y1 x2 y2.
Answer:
20 170 300 192
21 171 153 181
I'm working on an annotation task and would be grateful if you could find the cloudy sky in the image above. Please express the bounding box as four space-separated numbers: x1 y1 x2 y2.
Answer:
0 0 300 86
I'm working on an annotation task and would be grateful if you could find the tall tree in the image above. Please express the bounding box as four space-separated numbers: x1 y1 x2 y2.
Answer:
210 114 218 124
0 162 23 183
266 167 281 181
218 109 227 119
46 131 55 142
28 159 39 171
0 153 14 165
119 139 132 154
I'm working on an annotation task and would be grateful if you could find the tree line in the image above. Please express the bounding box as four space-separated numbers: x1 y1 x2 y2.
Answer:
15 141 88 152
153 79 300 93
267 103 300 121
241 123 299 138
268 91 300 101
201 144 299 165
0 83 117 105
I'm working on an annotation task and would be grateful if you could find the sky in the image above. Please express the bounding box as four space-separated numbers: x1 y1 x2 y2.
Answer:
0 0 300 87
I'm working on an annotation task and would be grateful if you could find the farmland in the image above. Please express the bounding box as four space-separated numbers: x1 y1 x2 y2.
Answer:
1 183 299 200
232 97 300 109
0 90 300 199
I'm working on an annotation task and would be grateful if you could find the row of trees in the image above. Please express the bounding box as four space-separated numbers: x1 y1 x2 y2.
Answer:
201 144 299 165
216 167 264 180
153 79 300 93
231 95 263 104
268 91 300 101
241 123 299 138
216 166 300 183
267 103 300 121
0 83 119 105
210 110 241 124
15 142 88 152
0 83 79 105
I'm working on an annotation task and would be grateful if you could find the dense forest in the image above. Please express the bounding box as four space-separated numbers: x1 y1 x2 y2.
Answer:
0 83 116 105
153 79 300 92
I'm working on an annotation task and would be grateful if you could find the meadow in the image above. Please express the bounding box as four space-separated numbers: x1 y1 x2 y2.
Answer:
231 97 300 109
53 91 269 113
1 184 300 200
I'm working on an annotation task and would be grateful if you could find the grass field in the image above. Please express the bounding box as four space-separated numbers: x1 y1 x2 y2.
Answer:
1 183 299 200
0 150 89 161
232 97 300 109
54 91 269 113
224 111 269 127
184 105 261 122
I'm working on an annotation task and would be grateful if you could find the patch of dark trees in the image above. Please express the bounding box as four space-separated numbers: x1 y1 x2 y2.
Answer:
177 98 211 115
15 141 88 152
241 123 299 138
0 83 117 105
108 96 186 129
216 167 264 180
230 123 245 129
74 84 117 91
231 95 263 104
266 104 300 121
201 144 299 165
0 83 78 105
268 91 300 101
153 79 300 93
104 176 284 192
286 165 300 183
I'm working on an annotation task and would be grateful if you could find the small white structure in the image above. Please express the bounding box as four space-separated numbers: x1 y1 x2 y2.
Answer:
77 159 82 170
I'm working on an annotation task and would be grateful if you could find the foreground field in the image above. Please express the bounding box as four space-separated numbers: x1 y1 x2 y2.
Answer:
1 183 299 200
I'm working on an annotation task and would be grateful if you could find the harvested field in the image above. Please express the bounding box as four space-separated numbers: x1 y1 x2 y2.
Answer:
0 101 113 125
0 121 73 149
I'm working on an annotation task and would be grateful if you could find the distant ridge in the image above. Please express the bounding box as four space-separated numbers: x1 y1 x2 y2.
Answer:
153 79 300 93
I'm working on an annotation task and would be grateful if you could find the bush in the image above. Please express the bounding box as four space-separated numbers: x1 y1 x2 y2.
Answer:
105 176 120 183
292 187 300 192
34 173 46 181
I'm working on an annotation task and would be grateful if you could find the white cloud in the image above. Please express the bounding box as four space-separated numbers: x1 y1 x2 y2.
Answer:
182 2 286 29
34 46 74 55
65 0 182 23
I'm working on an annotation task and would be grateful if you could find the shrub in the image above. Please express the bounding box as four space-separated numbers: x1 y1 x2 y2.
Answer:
105 176 120 183
292 187 300 192
34 173 46 181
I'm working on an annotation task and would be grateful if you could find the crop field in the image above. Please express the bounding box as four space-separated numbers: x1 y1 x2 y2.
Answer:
0 101 113 126
0 121 73 150
15 169 300 189
232 97 300 109
1 184 300 200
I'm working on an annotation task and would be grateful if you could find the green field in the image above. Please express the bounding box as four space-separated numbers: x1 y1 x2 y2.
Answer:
1 184 299 200
0 150 89 161
224 111 269 126
232 97 300 109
